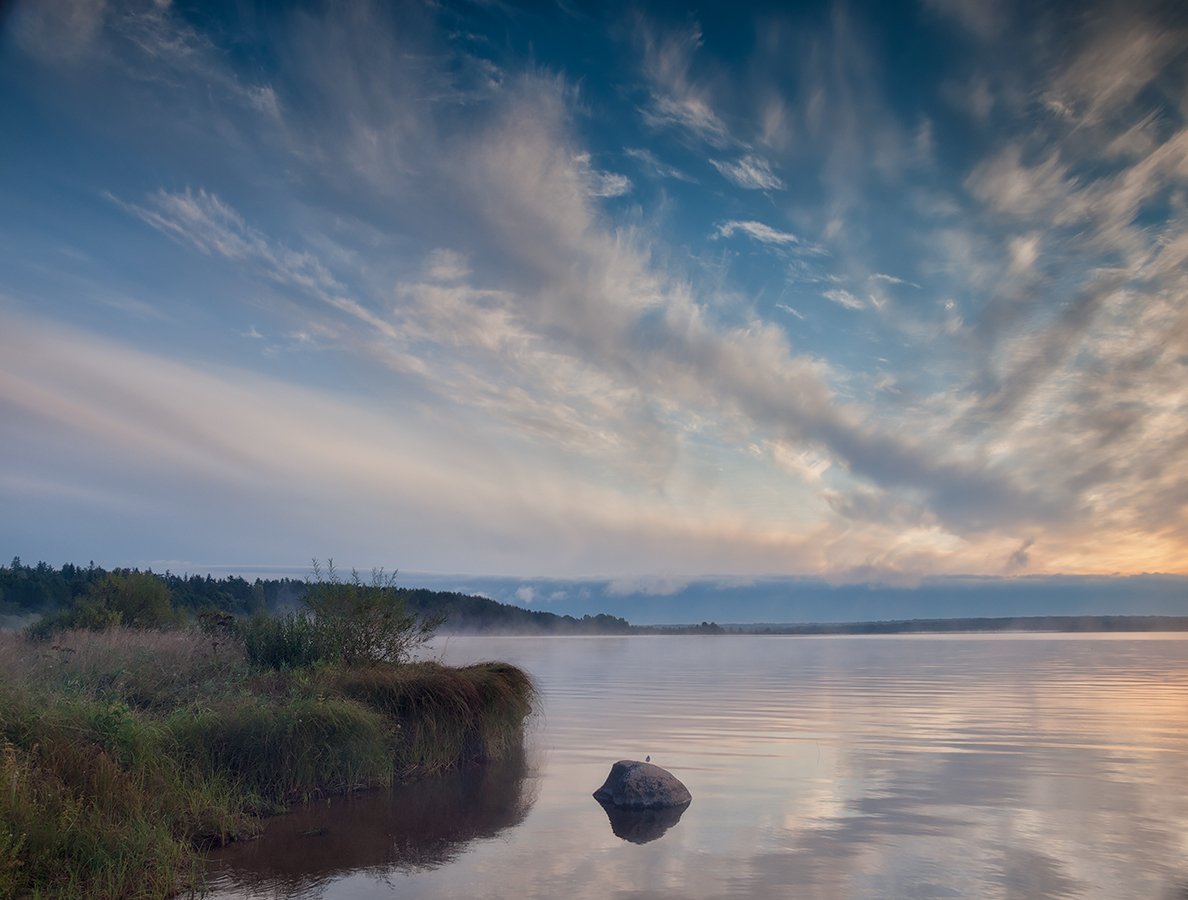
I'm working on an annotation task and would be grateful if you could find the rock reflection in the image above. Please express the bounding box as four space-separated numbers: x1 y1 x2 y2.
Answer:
596 799 689 844
205 751 534 894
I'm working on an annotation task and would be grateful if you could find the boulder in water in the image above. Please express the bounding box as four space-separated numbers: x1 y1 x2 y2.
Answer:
592 760 692 810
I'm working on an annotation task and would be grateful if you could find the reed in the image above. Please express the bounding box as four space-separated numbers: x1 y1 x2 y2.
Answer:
0 628 535 898
168 695 393 803
332 661 538 773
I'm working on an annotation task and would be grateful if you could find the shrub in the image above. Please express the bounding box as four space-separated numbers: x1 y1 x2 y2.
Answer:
91 573 176 629
238 611 325 670
27 572 179 639
303 561 441 666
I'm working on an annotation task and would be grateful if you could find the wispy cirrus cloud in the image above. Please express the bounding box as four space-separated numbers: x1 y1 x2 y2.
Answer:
637 20 731 146
573 153 632 198
869 272 918 288
714 220 801 246
107 188 342 299
823 289 865 311
624 147 695 183
710 154 784 190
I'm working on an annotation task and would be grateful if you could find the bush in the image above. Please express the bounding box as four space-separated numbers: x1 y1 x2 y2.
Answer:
234 563 441 670
303 561 441 666
238 612 325 670
27 572 179 639
91 573 176 629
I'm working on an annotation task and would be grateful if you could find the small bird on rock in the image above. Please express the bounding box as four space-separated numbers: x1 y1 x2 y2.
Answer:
645 755 650 762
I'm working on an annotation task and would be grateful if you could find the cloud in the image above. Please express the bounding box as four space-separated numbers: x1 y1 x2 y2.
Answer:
425 248 470 282
0 313 834 576
922 0 1008 39
775 304 805 321
637 20 731 146
823 289 865 311
606 575 690 597
110 188 341 297
1007 537 1035 572
11 0 1188 581
715 220 802 246
869 273 918 288
11 0 108 62
965 145 1086 223
710 154 784 190
624 147 695 182
1041 16 1187 131
16 0 284 124
588 172 632 198
96 22 1069 553
571 152 633 198
1006 234 1041 275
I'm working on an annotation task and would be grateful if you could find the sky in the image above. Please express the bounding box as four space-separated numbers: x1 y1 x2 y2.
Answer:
2 0 1187 612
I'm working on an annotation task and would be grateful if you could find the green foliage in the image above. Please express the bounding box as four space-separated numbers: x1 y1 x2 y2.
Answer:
92 572 177 628
296 560 442 667
0 557 105 616
27 571 180 638
238 611 326 670
169 696 392 803
206 562 444 671
0 690 230 899
6 559 640 636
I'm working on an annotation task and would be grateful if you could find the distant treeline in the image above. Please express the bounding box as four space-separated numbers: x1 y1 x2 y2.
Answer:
0 559 631 634
6 560 1185 636
651 616 1188 634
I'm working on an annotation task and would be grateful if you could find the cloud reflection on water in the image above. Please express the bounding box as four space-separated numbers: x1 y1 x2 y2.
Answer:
207 636 1188 899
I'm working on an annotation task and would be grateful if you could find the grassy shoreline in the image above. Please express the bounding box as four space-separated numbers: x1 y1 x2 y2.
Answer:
0 627 535 899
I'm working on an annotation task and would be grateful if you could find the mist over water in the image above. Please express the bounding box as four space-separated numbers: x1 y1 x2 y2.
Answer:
205 635 1188 899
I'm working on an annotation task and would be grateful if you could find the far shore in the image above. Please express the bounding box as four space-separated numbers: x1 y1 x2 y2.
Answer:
626 615 1188 636
432 615 1188 637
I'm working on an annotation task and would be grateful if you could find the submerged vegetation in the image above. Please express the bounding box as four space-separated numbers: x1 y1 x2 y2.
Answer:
0 563 536 899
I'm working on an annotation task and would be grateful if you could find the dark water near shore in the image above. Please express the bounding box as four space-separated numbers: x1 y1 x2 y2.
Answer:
204 634 1188 899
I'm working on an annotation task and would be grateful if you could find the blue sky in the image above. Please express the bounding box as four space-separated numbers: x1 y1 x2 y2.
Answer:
2 0 1187 596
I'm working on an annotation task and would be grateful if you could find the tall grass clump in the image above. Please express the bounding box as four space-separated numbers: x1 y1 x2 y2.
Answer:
332 661 537 774
238 611 325 670
169 695 392 804
0 679 245 899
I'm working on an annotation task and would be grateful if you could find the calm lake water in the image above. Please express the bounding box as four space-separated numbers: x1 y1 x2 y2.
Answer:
204 635 1188 899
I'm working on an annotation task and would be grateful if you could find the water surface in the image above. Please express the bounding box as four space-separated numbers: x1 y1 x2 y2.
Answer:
205 634 1188 899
